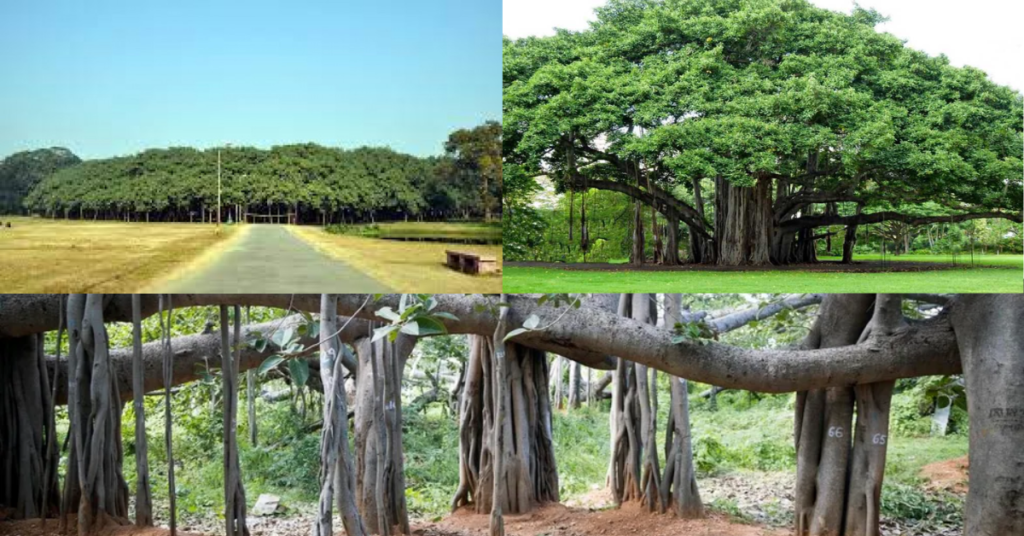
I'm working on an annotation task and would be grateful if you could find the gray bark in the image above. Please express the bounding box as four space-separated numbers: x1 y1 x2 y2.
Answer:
951 295 1024 535
131 295 153 526
315 295 366 536
220 306 248 536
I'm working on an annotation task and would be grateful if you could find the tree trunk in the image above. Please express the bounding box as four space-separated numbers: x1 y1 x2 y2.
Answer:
451 336 559 517
610 294 659 506
315 295 366 536
951 295 1024 535
795 294 900 536
715 177 773 266
131 296 153 526
0 334 59 520
659 294 703 518
220 306 248 536
567 360 582 409
160 296 178 536
247 370 257 446
354 334 414 535
664 213 681 265
631 200 645 266
552 356 564 410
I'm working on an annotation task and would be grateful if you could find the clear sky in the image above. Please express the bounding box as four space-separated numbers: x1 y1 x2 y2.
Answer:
0 0 500 160
503 0 1023 92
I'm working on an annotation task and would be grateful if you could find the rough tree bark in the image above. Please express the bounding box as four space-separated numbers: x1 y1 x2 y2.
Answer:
951 294 1024 535
451 336 559 518
567 360 582 409
610 294 660 506
631 200 645 266
353 333 414 535
315 295 366 536
659 294 703 518
715 177 773 266
220 305 249 536
0 333 59 520
78 294 130 534
794 294 877 536
131 295 153 526
160 296 178 536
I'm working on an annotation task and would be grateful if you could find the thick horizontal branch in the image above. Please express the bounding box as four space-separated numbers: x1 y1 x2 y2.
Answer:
47 316 363 404
9 294 963 393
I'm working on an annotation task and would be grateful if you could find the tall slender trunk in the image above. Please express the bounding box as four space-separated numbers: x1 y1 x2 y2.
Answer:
131 296 153 526
316 295 367 536
220 306 248 536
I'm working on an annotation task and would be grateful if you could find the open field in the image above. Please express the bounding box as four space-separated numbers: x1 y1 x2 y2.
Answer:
502 254 1023 293
330 221 501 242
289 225 502 292
0 216 238 292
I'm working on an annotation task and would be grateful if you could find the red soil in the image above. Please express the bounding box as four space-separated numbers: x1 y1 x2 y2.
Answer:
3 504 787 536
418 502 788 536
920 455 970 494
0 515 205 536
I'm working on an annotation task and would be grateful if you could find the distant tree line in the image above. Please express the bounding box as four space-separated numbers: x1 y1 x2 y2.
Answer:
0 147 81 215
6 122 500 224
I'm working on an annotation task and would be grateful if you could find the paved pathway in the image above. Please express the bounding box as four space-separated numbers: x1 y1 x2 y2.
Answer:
160 225 390 293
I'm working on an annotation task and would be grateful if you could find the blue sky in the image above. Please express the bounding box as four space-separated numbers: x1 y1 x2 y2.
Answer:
0 0 500 160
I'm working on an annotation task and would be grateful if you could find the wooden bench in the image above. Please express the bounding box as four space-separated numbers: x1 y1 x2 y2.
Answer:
446 250 498 275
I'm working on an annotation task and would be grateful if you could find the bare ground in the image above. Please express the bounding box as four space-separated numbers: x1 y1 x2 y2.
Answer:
920 455 969 494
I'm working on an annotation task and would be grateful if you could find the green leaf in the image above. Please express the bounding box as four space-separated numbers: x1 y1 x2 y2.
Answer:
400 317 448 337
271 327 294 348
376 306 401 322
503 327 529 342
523 314 541 330
372 325 399 343
288 359 310 387
433 311 460 322
258 355 285 376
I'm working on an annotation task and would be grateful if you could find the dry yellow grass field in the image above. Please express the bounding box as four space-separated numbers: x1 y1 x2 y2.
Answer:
0 217 238 292
288 225 502 293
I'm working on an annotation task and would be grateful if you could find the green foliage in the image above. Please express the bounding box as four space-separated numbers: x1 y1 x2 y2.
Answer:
0 147 80 214
22 123 500 223
504 0 1023 261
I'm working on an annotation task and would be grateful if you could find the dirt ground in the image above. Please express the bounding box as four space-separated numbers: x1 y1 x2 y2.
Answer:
920 455 969 494
0 515 205 536
420 502 788 536
505 260 964 273
0 506 786 536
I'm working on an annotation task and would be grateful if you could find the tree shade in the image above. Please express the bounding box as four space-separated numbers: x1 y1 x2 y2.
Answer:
17 122 500 224
502 0 1023 265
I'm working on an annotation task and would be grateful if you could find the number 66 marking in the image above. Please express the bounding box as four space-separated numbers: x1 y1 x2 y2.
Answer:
828 426 843 438
872 433 887 445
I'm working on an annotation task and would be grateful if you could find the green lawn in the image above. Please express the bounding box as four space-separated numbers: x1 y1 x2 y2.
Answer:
328 221 501 242
503 254 1023 293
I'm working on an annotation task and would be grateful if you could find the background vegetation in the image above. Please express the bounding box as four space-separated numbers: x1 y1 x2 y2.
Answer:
2 122 500 224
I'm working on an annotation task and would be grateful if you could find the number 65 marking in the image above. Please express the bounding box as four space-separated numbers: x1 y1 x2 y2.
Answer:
872 433 887 445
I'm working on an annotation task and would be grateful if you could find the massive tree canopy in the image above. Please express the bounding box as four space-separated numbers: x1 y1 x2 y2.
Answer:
502 0 1023 265
19 122 501 224
0 147 81 215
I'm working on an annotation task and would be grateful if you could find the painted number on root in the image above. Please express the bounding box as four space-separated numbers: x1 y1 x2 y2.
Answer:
828 426 843 438
872 434 887 445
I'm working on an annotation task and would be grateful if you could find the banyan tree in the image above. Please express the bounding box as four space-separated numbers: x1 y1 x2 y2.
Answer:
503 0 1023 266
0 293 1021 536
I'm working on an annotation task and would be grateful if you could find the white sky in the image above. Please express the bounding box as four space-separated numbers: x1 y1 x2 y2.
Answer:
503 0 1024 92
